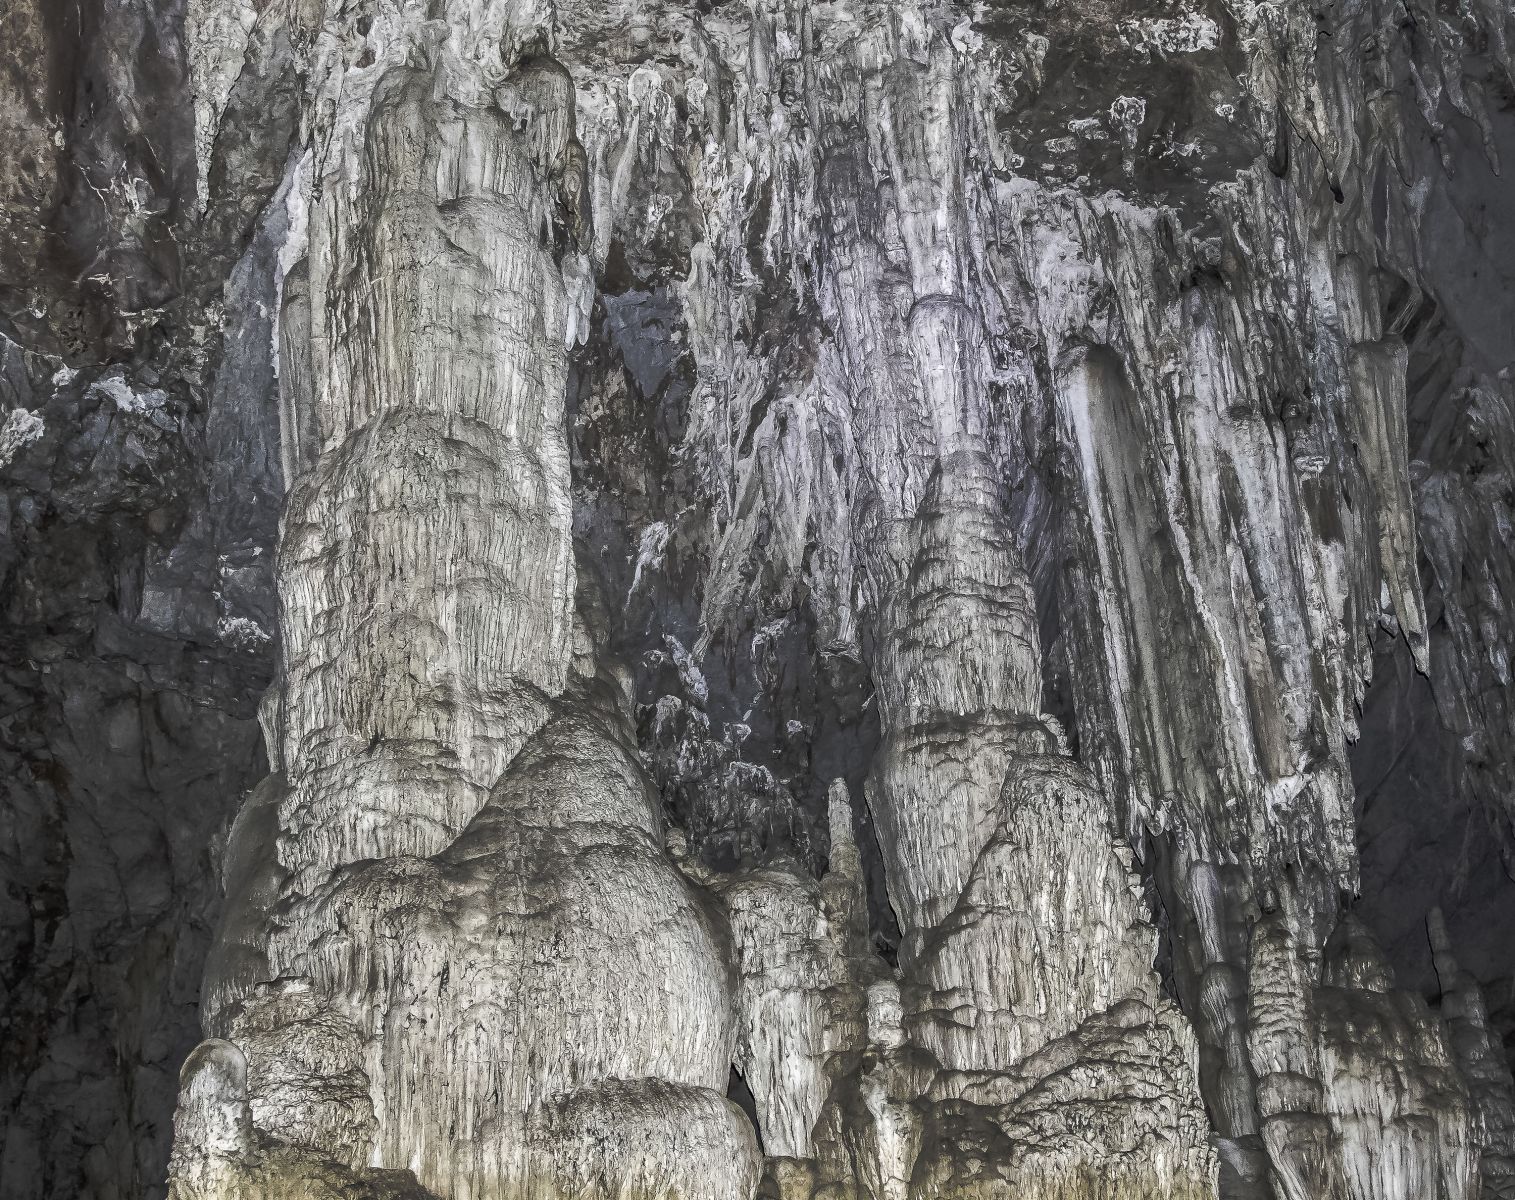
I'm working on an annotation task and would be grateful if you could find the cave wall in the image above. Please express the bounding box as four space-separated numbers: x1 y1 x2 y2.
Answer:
2 1 1514 1199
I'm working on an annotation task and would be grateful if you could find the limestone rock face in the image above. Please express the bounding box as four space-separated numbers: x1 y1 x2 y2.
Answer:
3 1 1515 1200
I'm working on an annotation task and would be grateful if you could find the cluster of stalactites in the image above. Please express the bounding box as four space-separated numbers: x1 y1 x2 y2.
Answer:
164 3 1515 1200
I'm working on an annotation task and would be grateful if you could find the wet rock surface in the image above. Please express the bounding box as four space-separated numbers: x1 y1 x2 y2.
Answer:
1 1 1513 1199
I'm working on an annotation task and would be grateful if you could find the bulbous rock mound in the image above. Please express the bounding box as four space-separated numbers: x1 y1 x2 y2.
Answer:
173 676 760 1200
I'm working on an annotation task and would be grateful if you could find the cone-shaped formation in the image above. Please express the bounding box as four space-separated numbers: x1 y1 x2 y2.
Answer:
854 445 1216 1198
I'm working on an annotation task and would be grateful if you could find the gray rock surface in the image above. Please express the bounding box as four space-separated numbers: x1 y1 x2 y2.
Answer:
2 1 1514 1199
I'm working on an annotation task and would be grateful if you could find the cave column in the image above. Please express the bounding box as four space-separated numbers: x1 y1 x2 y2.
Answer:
169 7 759 1200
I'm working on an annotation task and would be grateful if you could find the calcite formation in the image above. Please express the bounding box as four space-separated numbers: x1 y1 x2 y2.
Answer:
170 4 754 1200
3 0 1515 1199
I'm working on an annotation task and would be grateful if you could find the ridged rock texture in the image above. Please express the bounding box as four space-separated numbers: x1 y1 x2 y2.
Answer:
2 1 1515 1200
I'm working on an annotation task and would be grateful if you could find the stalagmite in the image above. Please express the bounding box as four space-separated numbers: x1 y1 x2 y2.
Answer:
1431 910 1515 1197
168 4 757 1198
719 786 869 1163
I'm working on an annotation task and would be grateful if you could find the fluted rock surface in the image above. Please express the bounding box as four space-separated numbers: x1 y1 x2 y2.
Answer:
169 4 754 1199
3 0 1515 1199
273 21 581 879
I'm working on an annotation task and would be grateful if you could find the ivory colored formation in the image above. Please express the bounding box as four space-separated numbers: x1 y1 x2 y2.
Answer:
166 1 1511 1198
2 0 1509 1198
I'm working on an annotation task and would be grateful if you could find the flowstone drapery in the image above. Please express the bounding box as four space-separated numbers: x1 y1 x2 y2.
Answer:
114 1 1515 1199
169 6 754 1199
